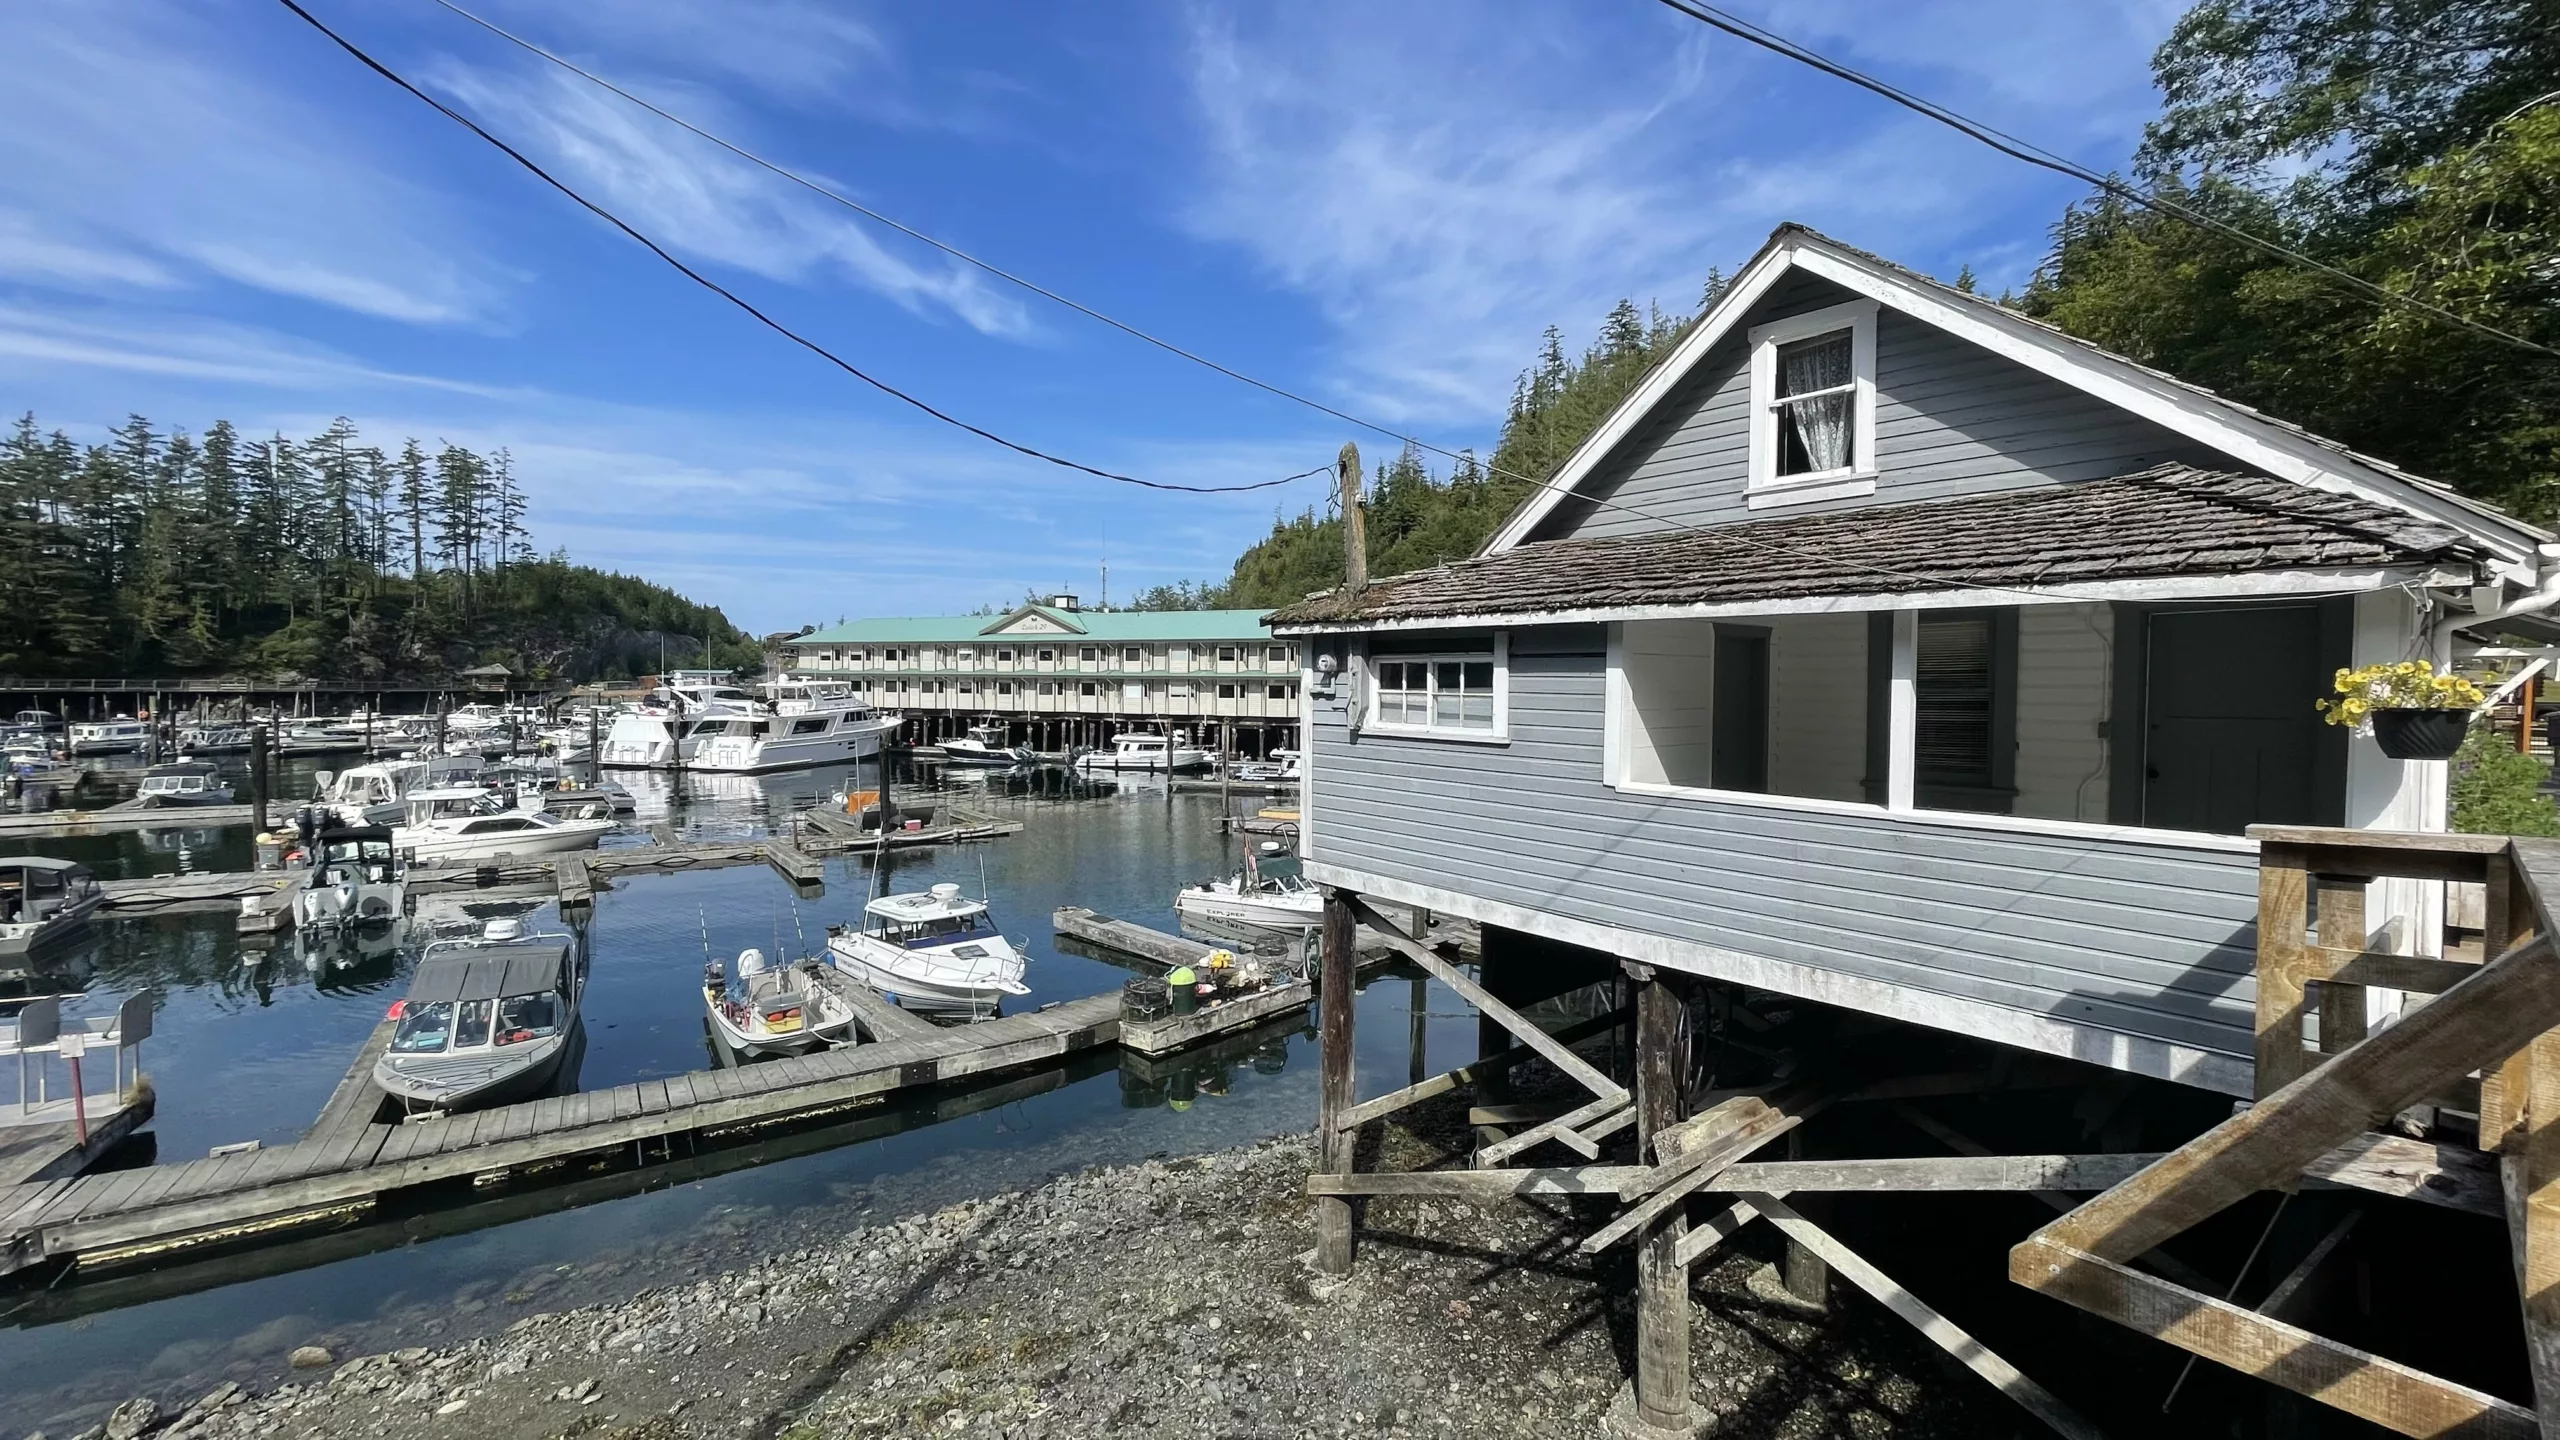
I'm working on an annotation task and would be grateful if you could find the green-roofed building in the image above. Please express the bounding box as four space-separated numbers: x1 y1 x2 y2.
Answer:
784 595 1299 755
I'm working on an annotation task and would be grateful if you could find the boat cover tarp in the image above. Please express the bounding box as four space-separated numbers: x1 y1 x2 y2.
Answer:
405 944 568 1005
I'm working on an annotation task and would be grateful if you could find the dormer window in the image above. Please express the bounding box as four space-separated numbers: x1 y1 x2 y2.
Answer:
1748 299 1875 508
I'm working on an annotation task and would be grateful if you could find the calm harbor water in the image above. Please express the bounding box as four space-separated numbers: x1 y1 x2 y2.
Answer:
0 757 1469 1433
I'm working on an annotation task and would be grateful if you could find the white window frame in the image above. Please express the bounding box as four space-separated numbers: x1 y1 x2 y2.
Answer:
1747 298 1877 510
1267 683 1290 700
1216 682 1239 700
1359 635 1509 744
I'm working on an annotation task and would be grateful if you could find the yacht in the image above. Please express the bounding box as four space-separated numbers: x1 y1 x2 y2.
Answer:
688 679 899 774
296 825 407 928
938 722 1034 768
1229 748 1302 783
826 882 1029 1012
0 858 104 958
391 787 614 864
67 719 152 755
1073 729 1211 773
1176 843 1323 930
598 672 766 769
313 759 431 828
176 722 254 755
702 948 859 1058
374 919 581 1113
134 761 233 807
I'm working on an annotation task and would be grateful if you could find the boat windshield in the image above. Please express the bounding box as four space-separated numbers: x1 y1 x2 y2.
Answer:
495 991 561 1044
454 997 493 1048
391 1001 454 1053
881 912 988 947
1250 853 1306 886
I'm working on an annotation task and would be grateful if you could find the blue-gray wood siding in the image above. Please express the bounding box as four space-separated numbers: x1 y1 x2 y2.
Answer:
1534 272 2233 541
1318 626 2263 1072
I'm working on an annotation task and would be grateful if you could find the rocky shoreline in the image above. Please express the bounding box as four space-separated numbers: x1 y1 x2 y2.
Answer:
25 1132 2010 1439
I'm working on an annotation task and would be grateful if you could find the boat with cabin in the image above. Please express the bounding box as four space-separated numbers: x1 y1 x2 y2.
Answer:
374 919 582 1113
598 672 767 769
688 679 899 773
391 787 613 864
67 719 152 755
313 759 431 828
176 721 254 754
1176 842 1322 930
938 722 1034 768
1072 729 1211 773
296 825 407 929
825 882 1030 1011
134 761 233 807
702 948 859 1058
0 858 103 958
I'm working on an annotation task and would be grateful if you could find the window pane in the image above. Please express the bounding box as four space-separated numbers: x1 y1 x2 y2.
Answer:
1777 392 1854 474
1916 615 1993 786
1460 695 1494 728
1433 692 1460 726
1775 332 1851 396
1434 661 1462 692
454 998 492 1048
1376 661 1402 691
1462 662 1493 690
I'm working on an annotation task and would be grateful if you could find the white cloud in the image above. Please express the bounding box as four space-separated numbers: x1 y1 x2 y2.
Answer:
428 61 1035 338
0 303 521 398
468 0 889 107
0 2 498 323
1179 0 2178 425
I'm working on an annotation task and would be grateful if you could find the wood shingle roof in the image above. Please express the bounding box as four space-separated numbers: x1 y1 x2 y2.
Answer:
1271 465 2483 628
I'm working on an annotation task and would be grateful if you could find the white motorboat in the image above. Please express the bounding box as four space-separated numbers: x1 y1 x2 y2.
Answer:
702 948 859 1058
297 824 407 928
1229 748 1302 783
689 679 899 773
313 759 431 828
938 722 1034 768
1073 729 1211 773
1176 843 1323 930
0 858 103 958
375 919 581 1113
826 882 1029 1011
67 719 152 755
391 787 614 864
134 761 234 807
598 674 768 769
176 722 254 754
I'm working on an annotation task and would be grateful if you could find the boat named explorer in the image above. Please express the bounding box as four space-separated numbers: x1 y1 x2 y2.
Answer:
688 679 899 774
1175 842 1322 931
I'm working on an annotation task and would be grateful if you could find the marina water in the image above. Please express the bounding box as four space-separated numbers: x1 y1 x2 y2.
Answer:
0 758 1469 1432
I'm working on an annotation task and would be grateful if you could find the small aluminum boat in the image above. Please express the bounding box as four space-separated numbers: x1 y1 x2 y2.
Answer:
702 948 858 1057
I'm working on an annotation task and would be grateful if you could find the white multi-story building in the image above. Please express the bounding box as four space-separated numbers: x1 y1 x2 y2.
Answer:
786 597 1298 755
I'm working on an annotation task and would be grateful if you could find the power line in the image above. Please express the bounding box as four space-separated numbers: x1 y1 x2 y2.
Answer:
1648 0 2560 360
400 0 2103 602
337 0 2458 610
274 0 1321 496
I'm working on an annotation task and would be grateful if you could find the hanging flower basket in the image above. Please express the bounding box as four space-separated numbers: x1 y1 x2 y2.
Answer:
2319 660 2484 761
2370 707 2472 761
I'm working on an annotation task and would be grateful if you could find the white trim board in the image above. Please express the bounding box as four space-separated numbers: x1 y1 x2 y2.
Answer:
1304 860 2254 1098
1481 229 2542 572
1271 565 2460 636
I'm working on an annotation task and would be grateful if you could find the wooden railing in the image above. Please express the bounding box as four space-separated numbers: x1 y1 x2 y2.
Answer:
2013 825 2560 1438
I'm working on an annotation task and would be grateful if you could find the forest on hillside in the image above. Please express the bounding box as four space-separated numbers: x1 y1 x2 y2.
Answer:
1155 0 2557 612
0 413 759 681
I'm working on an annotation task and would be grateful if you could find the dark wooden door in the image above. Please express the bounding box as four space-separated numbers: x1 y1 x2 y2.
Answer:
1711 630 1769 793
2143 605 2327 833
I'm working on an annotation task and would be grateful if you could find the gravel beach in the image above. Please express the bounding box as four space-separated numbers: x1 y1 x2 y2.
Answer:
23 1126 2027 1440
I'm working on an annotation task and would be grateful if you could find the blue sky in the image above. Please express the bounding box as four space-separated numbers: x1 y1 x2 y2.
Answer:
0 0 2185 635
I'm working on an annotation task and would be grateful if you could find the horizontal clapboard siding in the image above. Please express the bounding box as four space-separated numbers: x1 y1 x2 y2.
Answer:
1312 629 2261 1076
1544 275 2231 540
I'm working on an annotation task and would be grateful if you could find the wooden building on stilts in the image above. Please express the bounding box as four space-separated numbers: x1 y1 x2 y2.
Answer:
1273 225 2560 1436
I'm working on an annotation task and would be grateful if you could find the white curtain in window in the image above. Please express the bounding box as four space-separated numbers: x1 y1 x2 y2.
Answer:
1778 334 1854 471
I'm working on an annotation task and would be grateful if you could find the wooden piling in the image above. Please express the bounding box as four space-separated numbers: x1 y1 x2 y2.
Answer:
1632 966 1693 1433
1315 888 1358 1275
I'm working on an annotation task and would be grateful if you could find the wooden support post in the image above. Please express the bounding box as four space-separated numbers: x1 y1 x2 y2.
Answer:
2512 1036 2560 1432
2315 874 2370 1055
1632 967 1692 1434
2481 848 2538 1144
1314 887 1358 1276
1779 1135 1827 1310
2255 843 2312 1098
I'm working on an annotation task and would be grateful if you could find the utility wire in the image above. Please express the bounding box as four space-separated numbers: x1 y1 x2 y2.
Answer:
1649 0 2559 359
350 0 2481 610
275 0 1321 496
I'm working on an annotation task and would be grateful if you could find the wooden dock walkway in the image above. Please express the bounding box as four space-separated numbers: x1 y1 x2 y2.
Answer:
0 1087 155 1190
806 967 940 1043
0 992 1123 1278
0 802 285 840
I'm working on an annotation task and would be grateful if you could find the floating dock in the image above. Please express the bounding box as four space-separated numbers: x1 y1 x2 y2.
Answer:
0 1086 155 1190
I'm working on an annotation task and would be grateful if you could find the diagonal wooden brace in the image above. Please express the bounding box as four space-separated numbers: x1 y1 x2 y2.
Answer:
1345 894 1627 1106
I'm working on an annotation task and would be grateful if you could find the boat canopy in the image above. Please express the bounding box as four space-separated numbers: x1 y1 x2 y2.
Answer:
406 943 568 1007
319 825 396 846
2 856 87 874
